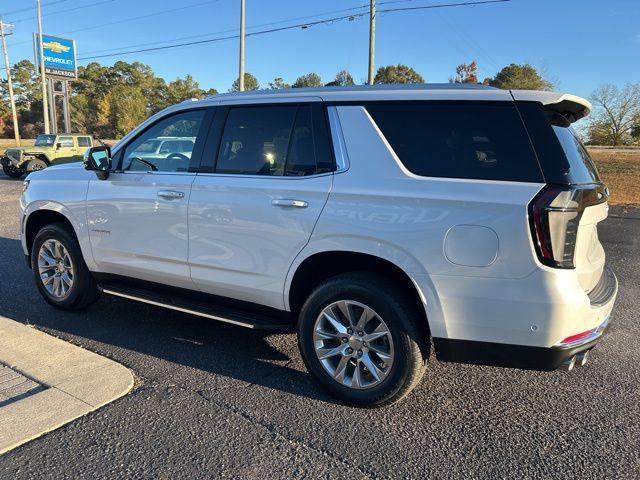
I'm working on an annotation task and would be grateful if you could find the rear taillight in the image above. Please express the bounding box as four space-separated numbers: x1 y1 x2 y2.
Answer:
528 184 607 269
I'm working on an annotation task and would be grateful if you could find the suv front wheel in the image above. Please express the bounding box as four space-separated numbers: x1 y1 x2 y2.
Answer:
297 273 428 407
31 223 101 310
2 164 24 178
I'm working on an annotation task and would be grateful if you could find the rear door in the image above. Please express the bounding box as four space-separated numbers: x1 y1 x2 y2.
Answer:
55 135 77 164
188 102 334 309
76 136 93 161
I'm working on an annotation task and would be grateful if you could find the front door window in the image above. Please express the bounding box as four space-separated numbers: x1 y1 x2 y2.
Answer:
122 110 205 173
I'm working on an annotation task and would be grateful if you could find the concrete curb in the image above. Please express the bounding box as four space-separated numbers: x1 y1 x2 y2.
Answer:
0 316 134 454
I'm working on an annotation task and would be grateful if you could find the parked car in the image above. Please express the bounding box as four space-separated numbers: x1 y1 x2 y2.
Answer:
19 85 617 406
125 136 196 172
2 133 94 178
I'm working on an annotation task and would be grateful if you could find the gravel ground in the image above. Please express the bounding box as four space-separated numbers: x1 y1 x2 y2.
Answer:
0 173 638 479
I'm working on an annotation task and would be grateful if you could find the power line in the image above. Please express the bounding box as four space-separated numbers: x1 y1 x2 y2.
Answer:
8 0 117 24
80 4 372 56
78 0 509 61
62 0 224 35
7 0 225 47
0 0 68 18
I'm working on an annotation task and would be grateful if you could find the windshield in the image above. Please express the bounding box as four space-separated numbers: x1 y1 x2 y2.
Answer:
552 125 600 184
34 135 57 147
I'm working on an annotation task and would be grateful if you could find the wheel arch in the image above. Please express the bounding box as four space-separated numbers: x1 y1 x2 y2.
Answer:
286 249 434 338
24 152 51 164
22 204 94 270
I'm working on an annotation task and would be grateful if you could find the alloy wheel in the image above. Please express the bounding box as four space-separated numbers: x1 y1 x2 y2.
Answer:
313 300 394 389
38 239 74 298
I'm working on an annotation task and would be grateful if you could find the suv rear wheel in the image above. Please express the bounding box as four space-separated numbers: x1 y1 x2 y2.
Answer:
31 223 101 310
297 273 428 407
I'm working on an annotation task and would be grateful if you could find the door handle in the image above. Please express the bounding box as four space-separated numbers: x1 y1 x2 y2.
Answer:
271 199 308 208
157 190 185 200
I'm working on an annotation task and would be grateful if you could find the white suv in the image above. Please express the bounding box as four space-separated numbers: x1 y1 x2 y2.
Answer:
20 85 617 406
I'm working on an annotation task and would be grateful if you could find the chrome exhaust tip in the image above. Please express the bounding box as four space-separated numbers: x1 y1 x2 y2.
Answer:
576 351 589 367
560 356 576 371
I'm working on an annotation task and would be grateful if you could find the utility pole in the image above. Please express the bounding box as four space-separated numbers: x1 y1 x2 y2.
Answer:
238 0 245 91
368 0 376 85
36 0 50 134
0 18 20 147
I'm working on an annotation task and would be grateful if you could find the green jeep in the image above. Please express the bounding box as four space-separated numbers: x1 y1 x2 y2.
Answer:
1 133 94 178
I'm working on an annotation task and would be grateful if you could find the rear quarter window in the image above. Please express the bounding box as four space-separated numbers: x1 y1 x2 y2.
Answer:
366 102 544 183
77 137 92 147
516 101 601 185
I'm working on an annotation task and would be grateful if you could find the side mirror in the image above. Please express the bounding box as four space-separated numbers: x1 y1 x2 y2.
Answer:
84 146 112 180
56 143 62 149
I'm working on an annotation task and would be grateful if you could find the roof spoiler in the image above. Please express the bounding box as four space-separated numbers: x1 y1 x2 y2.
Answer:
510 90 592 124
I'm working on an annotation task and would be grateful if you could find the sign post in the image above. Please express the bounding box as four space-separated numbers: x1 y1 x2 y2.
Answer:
36 0 50 134
33 33 77 134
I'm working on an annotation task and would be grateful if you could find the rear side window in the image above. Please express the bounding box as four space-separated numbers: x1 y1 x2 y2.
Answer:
516 101 600 185
216 106 295 176
366 102 543 183
77 136 92 147
213 105 333 176
58 136 74 147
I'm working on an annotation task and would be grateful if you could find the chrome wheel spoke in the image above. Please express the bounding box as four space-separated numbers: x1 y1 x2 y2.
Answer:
313 300 395 390
313 328 340 341
322 311 347 335
364 323 390 343
336 301 355 327
317 344 345 360
351 362 363 388
39 252 56 267
355 307 374 331
361 352 385 382
333 355 350 383
368 344 392 361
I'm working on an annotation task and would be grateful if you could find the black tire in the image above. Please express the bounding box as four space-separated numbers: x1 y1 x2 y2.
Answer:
26 158 48 172
2 164 24 179
31 222 101 310
297 273 429 407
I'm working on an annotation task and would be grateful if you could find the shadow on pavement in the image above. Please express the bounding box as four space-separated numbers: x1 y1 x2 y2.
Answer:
0 236 334 405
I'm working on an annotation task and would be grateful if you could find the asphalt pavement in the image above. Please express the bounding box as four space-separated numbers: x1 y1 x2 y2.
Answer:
0 173 638 479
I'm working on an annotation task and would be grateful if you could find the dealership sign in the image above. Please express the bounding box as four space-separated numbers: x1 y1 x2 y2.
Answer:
34 34 77 79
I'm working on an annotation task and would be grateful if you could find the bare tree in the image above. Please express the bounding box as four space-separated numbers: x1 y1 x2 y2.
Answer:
450 61 478 84
589 83 640 146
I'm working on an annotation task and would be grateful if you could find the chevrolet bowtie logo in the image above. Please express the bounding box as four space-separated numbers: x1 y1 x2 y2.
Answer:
43 41 70 54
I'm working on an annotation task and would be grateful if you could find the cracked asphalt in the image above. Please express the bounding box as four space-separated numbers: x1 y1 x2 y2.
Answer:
0 174 638 479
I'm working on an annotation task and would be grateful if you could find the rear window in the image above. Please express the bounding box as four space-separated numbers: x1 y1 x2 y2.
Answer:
551 124 600 184
516 102 601 185
366 102 543 183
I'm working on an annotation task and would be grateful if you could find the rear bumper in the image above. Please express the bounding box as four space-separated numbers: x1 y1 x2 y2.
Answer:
416 262 617 371
433 314 611 371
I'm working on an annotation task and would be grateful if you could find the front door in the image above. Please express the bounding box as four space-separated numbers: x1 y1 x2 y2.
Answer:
189 103 334 309
86 108 210 289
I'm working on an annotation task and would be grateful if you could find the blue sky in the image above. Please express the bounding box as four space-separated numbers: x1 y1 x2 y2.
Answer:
2 0 639 98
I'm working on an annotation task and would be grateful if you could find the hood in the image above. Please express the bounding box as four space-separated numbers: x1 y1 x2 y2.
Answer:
26 160 90 181
5 145 55 154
